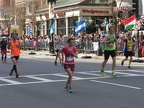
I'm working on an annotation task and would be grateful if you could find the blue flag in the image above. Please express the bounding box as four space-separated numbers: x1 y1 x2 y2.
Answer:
28 24 33 36
50 23 55 35
75 20 86 34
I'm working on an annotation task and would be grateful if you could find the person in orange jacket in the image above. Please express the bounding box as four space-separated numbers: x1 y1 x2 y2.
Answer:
9 35 21 78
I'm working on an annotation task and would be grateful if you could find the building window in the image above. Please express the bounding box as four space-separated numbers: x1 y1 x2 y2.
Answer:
57 18 66 35
57 18 66 28
68 17 78 34
29 2 34 13
43 25 45 35
100 0 108 2
87 0 109 4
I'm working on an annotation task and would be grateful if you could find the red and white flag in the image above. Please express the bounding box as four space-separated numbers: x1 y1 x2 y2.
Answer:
113 7 118 12
3 27 8 35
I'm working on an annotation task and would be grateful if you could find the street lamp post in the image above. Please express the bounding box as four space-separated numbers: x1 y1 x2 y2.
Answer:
97 19 103 56
48 0 56 54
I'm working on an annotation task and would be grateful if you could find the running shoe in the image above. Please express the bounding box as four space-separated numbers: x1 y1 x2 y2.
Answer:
4 60 7 63
16 74 19 78
10 70 13 76
101 70 106 76
61 63 64 66
121 60 124 66
65 86 69 91
112 72 116 77
128 66 132 69
68 87 73 93
55 61 57 65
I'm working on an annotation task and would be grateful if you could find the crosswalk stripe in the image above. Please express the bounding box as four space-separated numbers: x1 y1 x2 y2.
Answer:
77 72 102 77
91 80 141 90
105 71 138 76
26 76 53 82
0 78 22 84
53 74 83 79
87 70 139 76
126 70 144 74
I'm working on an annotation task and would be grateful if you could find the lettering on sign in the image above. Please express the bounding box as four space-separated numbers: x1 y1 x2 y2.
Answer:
57 12 65 17
45 14 49 18
82 9 109 14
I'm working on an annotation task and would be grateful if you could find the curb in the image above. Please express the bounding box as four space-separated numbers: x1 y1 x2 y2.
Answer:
20 51 144 61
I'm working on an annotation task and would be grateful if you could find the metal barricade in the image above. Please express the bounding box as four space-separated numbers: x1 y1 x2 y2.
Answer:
21 40 49 51
75 39 99 53
75 39 125 55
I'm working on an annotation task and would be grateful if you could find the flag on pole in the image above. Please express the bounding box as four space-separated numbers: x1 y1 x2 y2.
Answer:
28 24 33 36
50 23 55 35
3 27 8 35
123 15 136 31
75 20 86 34
113 7 118 13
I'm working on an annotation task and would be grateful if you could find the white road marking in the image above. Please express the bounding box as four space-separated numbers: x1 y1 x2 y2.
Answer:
0 76 111 87
106 71 138 76
53 74 83 79
126 70 144 74
0 69 144 87
26 76 53 82
91 80 141 90
0 78 22 84
77 72 103 77
89 70 138 76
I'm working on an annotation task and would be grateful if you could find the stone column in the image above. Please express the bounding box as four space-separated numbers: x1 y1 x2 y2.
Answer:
54 19 57 35
26 25 28 35
44 20 47 35
66 17 68 36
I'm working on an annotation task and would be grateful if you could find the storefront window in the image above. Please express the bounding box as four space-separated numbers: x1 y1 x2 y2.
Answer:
57 29 66 35
83 16 110 34
57 18 66 28
43 25 45 35
68 17 78 34
57 18 66 35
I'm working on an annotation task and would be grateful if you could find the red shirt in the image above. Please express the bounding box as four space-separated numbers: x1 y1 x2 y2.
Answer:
62 46 77 64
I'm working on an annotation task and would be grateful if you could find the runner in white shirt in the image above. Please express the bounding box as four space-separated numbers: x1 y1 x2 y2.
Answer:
55 33 64 65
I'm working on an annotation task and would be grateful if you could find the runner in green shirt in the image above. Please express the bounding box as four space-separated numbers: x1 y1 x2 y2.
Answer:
101 26 117 76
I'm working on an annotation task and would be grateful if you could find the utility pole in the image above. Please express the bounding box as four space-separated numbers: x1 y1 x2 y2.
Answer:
48 0 56 54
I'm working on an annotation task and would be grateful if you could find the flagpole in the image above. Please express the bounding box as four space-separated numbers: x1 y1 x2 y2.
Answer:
48 1 56 55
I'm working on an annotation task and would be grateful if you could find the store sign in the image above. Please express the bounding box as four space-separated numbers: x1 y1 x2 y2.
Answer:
56 12 65 18
82 9 109 14
45 12 65 19
45 14 49 18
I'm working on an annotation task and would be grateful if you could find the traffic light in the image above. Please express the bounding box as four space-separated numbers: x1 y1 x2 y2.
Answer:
132 0 139 17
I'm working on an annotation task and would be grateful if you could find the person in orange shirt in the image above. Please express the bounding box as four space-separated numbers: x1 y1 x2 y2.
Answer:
9 35 21 78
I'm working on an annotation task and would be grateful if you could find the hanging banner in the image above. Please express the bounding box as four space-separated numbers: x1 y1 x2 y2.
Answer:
49 3 54 19
10 25 19 37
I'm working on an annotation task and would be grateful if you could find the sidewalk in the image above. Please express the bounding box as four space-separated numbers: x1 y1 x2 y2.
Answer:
20 50 144 60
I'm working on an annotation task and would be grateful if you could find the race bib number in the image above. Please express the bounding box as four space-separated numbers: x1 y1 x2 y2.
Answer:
60 45 64 50
128 47 132 51
108 42 114 47
13 47 16 50
67 55 74 61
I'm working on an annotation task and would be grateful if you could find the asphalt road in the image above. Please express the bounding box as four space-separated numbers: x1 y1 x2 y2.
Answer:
0 53 144 108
